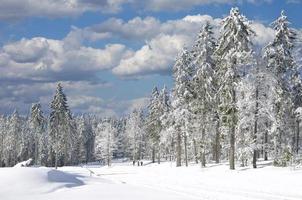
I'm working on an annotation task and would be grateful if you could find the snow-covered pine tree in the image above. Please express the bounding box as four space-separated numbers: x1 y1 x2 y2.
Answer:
126 109 145 162
158 86 172 162
171 47 194 167
77 115 94 164
18 116 32 163
191 22 216 167
29 103 46 165
215 7 255 170
114 117 127 158
38 124 49 166
290 32 302 157
4 110 22 166
146 87 162 163
263 11 297 166
49 83 77 168
95 118 117 166
0 115 7 167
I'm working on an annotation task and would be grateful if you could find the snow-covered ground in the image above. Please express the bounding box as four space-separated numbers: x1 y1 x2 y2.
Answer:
1 161 302 200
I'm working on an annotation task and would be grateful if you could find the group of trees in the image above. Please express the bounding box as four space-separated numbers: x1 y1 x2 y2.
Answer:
0 83 146 168
0 8 301 170
146 8 302 169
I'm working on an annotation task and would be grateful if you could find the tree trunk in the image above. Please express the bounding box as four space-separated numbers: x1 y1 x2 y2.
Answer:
229 124 235 170
184 134 188 167
176 130 182 167
152 147 155 163
215 118 220 163
35 136 39 165
253 85 259 169
201 127 206 167
297 120 300 154
193 139 198 164
229 88 236 170
158 145 161 164
55 150 58 169
55 131 58 169
170 137 175 161
264 122 268 161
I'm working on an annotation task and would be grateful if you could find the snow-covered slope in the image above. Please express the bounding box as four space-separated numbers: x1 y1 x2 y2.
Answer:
0 164 194 200
1 161 302 200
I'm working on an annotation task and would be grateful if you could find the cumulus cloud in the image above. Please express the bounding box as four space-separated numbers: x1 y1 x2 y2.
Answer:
0 37 131 83
134 0 272 12
101 15 273 77
71 15 220 43
113 34 190 77
0 0 129 20
0 12 277 115
0 80 114 115
0 0 274 20
126 97 149 113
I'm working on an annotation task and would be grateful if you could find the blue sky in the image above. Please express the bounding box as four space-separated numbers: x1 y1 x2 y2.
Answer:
0 0 301 116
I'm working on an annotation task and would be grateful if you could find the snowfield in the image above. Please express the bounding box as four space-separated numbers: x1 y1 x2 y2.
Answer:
1 161 302 200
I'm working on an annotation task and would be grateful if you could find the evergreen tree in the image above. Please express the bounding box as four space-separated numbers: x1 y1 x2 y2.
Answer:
29 103 46 165
191 22 217 167
146 87 162 163
158 86 172 162
171 47 194 167
263 11 297 166
49 83 76 168
77 115 94 164
4 110 22 166
215 7 255 169
95 119 117 166
0 115 7 167
127 109 145 162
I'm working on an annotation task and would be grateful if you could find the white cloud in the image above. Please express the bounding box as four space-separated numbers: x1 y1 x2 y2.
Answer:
126 97 149 113
75 15 220 43
0 12 278 116
286 0 301 3
0 37 130 82
0 0 274 20
250 22 275 46
104 15 273 77
113 34 190 77
0 0 129 20
134 0 272 12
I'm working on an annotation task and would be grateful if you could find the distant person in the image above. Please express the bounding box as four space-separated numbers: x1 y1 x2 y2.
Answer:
137 160 140 166
140 161 143 166
133 160 135 166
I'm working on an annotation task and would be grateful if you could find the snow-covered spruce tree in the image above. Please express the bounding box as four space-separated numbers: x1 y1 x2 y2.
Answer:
126 109 146 162
29 103 46 165
215 7 255 170
94 119 117 166
76 115 94 164
38 124 49 166
0 115 7 166
191 22 217 167
291 33 302 156
19 117 32 163
4 110 22 166
146 87 162 163
171 47 194 167
115 117 127 158
49 83 77 168
263 11 297 166
158 86 172 162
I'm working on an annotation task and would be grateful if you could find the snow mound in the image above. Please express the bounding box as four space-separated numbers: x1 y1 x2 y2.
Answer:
0 167 84 199
14 158 33 167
